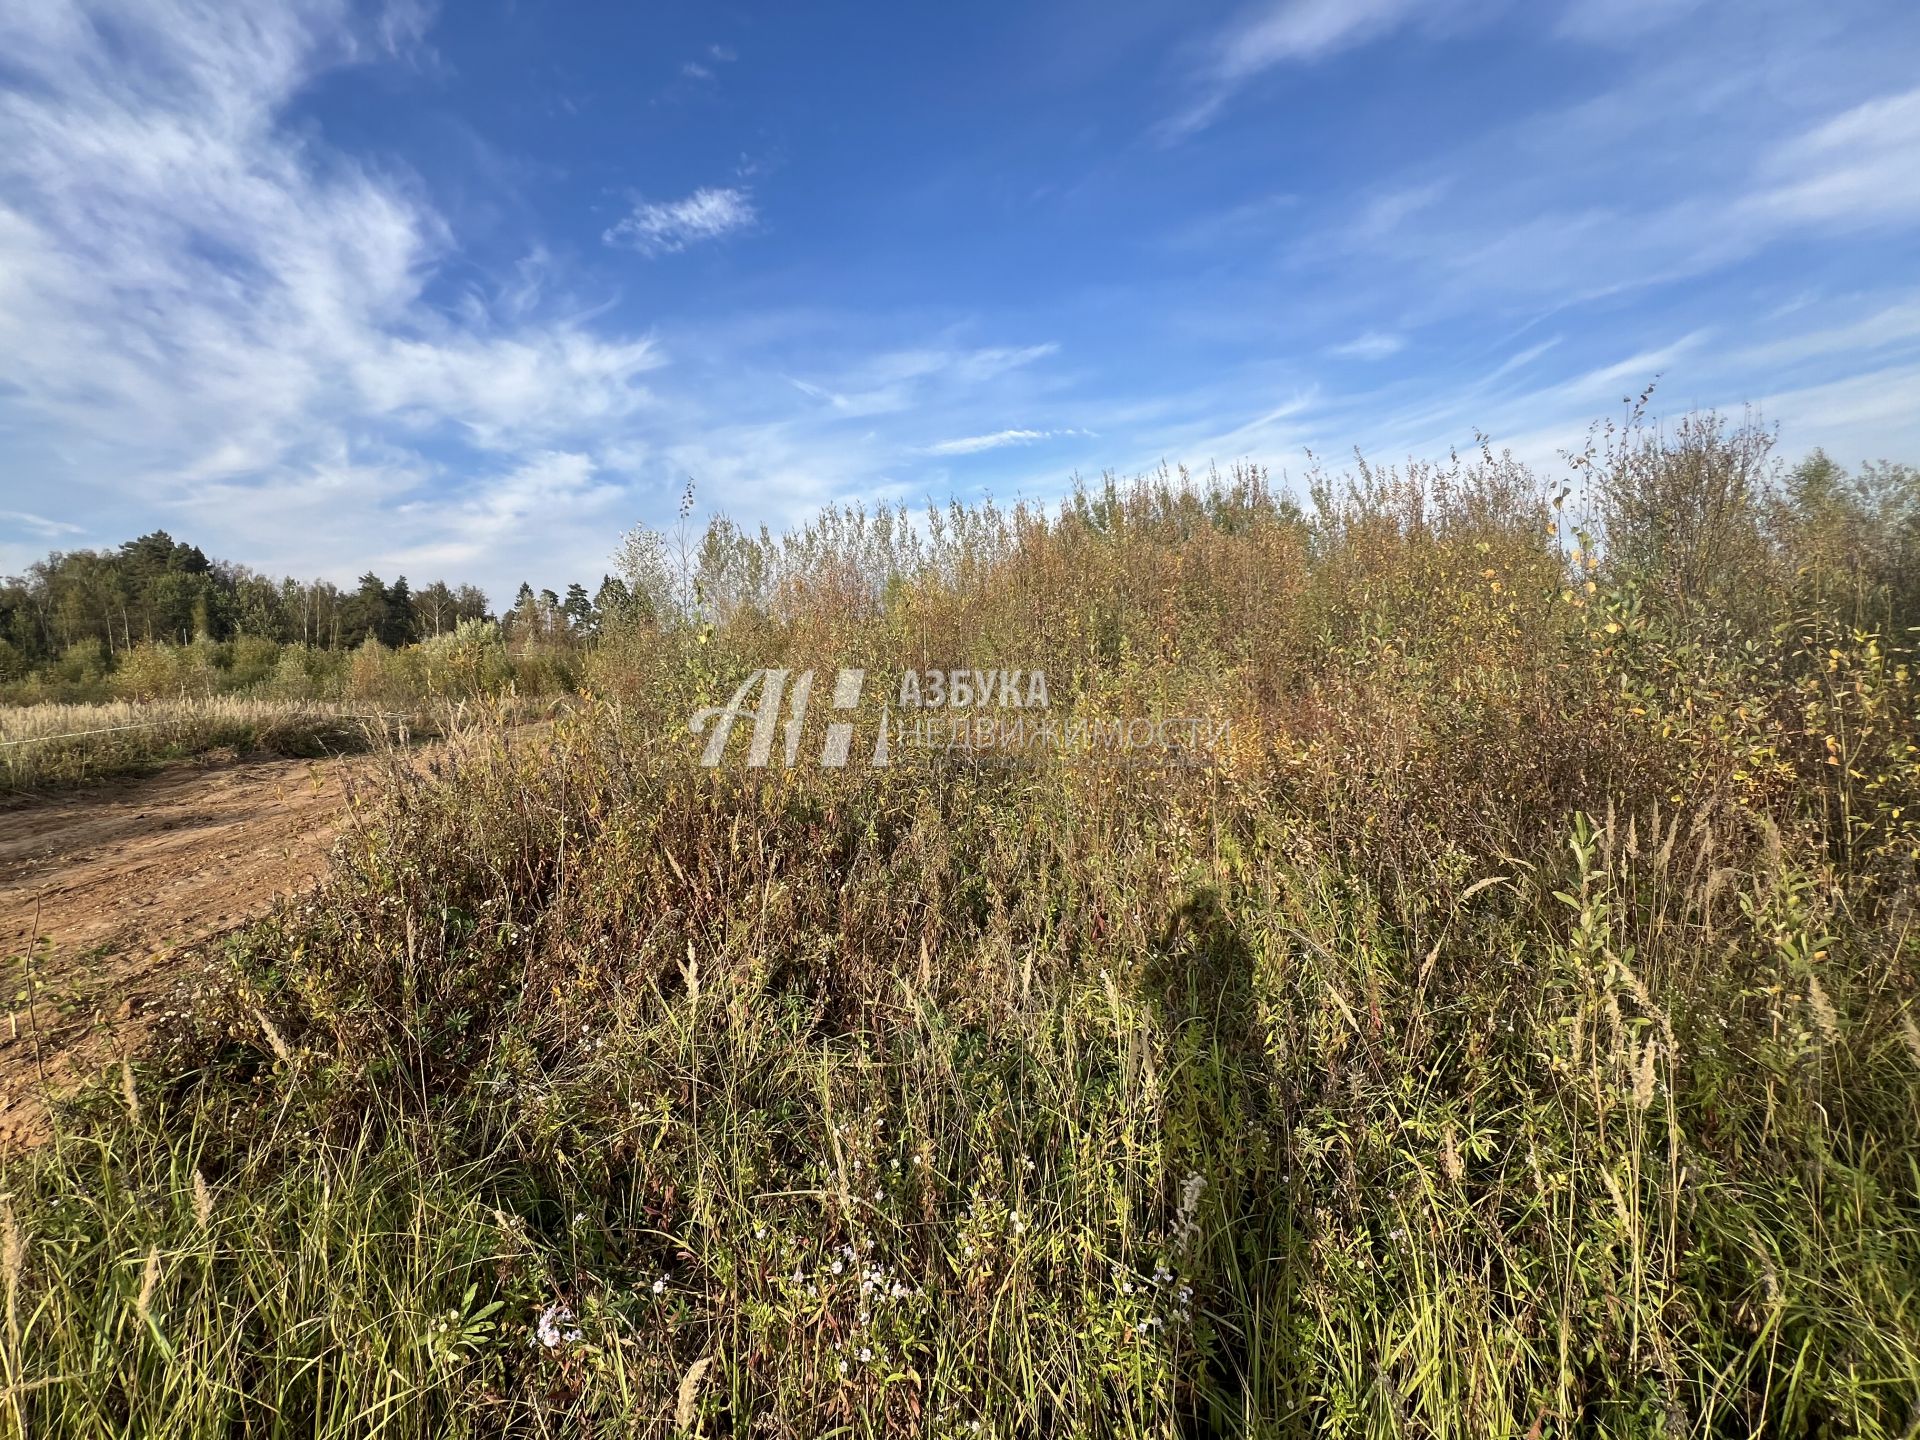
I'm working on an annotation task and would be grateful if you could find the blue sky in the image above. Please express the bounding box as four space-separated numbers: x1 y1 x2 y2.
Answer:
2 0 1918 603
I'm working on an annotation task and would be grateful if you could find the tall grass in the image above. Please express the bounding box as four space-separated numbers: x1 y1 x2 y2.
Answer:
0 696 456 792
0 687 571 792
1 413 1916 1436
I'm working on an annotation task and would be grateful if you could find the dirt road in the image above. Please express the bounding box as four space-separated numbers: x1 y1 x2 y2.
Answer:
0 751 368 1147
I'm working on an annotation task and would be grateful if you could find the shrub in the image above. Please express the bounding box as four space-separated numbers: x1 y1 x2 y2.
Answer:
225 633 282 690
417 618 514 698
112 640 192 699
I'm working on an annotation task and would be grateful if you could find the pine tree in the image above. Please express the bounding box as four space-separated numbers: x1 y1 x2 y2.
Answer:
562 582 593 633
384 576 415 647
349 572 390 645
510 582 539 641
593 575 633 626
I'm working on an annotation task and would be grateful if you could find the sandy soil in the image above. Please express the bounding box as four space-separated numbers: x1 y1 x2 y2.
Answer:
0 751 370 1147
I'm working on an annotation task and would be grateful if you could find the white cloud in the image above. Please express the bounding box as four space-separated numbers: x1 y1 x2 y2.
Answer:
1728 294 1920 371
1487 337 1563 381
1214 0 1425 80
1757 363 1920 464
603 187 756 256
0 0 665 599
386 450 625 570
788 342 1060 418
924 428 1051 455
1163 0 1433 138
1351 180 1450 241
1751 87 1920 227
1 510 85 539
1329 331 1406 360
1557 0 1703 44
1263 76 1920 339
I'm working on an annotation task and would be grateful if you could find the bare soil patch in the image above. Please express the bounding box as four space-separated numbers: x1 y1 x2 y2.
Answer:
0 751 373 1147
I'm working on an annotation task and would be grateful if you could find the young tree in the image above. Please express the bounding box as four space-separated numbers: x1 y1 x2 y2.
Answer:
509 582 538 642
309 579 346 649
414 580 457 637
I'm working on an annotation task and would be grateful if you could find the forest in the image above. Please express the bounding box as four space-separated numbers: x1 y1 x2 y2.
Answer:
0 528 639 695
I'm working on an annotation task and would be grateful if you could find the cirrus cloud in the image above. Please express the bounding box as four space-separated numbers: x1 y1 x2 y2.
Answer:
603 187 757 257
924 428 1051 456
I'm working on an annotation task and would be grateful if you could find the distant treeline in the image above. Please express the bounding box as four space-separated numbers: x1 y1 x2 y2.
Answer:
0 529 640 678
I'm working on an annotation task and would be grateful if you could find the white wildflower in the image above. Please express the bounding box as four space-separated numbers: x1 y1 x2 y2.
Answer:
533 1302 582 1349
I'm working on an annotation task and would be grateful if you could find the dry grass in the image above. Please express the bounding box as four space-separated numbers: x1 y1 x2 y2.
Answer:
0 697 430 791
0 413 1915 1437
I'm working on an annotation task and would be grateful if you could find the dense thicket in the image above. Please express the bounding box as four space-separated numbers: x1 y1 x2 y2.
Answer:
4 409 1919 1438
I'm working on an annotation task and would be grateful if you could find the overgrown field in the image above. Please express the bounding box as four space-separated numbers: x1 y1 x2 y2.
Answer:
2 412 1917 1437
0 696 428 791
0 622 576 790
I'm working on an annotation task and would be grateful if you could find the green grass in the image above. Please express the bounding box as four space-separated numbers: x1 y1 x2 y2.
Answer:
2 419 1917 1437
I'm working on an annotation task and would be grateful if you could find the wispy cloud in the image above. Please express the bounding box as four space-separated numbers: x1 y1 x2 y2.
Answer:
788 342 1060 418
1163 0 1430 138
1 510 85 539
1750 87 1920 227
1329 331 1406 360
1557 0 1704 44
603 187 757 256
1262 70 1920 342
1486 336 1562 381
1214 0 1425 79
1351 180 1450 241
1728 293 1920 370
388 450 625 570
925 428 1085 456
